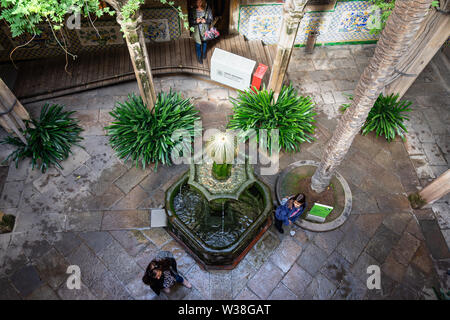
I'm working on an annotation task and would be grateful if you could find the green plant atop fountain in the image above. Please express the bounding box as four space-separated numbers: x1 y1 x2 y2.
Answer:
205 132 237 181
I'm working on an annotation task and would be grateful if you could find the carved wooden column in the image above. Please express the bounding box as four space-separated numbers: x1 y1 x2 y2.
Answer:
229 0 240 35
268 0 307 99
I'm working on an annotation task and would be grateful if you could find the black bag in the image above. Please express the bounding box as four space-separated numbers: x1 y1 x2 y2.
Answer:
198 4 220 42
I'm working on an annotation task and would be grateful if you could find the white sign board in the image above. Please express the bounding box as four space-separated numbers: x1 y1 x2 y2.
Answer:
210 48 256 91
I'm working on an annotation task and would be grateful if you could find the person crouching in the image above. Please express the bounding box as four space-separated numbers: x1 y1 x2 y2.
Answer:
274 193 306 234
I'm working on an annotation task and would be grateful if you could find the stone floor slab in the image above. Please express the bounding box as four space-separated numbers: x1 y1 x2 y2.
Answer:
382 253 407 283
109 230 149 257
0 277 20 300
101 210 149 230
365 225 401 263
10 265 42 298
391 232 421 266
231 258 257 299
114 167 151 194
186 264 210 299
35 247 69 289
97 239 143 284
431 203 450 230
337 225 370 264
297 243 328 275
268 283 298 300
270 237 302 273
248 261 284 300
66 211 103 232
419 219 450 260
234 287 260 300
281 263 313 298
78 231 114 254
49 232 82 258
58 146 91 177
333 274 367 300
245 232 280 270
312 228 345 255
303 273 337 300
57 280 97 300
26 284 60 300
1 181 24 208
320 251 352 287
210 271 233 300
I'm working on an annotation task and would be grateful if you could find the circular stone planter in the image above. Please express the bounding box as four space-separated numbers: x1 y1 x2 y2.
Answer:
275 160 352 232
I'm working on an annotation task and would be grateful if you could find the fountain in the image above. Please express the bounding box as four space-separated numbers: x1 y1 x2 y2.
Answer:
165 132 273 269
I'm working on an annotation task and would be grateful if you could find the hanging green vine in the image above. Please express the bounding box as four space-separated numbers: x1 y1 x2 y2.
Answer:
0 0 193 40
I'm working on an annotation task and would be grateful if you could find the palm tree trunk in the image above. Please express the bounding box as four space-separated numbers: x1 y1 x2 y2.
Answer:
311 0 432 193
106 1 157 110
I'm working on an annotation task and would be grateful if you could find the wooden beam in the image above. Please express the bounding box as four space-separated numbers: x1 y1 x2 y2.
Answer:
0 78 30 121
229 0 240 35
0 78 29 144
384 5 450 98
418 170 450 205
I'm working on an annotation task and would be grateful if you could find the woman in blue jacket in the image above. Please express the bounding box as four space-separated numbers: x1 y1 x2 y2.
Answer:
274 193 306 234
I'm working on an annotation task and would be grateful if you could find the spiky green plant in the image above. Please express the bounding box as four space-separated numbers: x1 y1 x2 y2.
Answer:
228 85 316 153
340 93 412 141
1 104 83 173
106 91 200 169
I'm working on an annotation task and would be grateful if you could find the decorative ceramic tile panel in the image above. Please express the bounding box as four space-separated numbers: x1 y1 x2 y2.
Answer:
142 7 180 40
76 26 124 46
239 0 380 46
143 19 171 42
2 26 69 50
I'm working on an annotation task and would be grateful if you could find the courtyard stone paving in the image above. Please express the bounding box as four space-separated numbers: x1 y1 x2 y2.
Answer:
0 45 448 300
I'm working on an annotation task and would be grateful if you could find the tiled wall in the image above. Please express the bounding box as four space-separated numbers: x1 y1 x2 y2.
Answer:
238 0 380 46
0 7 181 62
0 1 382 62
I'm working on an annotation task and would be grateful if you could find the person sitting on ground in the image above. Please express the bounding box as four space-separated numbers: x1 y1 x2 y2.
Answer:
274 193 307 234
142 252 191 295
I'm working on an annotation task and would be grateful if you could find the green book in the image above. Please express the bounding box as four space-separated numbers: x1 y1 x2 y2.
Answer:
306 203 334 223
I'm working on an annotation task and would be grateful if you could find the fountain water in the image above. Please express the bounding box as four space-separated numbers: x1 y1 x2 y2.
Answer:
165 133 273 269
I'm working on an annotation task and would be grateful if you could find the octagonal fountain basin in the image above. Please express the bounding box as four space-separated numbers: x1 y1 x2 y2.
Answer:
165 169 272 270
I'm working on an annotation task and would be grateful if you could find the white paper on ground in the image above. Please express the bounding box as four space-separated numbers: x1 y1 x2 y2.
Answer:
150 209 168 227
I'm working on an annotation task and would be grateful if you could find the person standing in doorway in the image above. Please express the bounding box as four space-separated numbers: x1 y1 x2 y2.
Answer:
189 0 213 64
